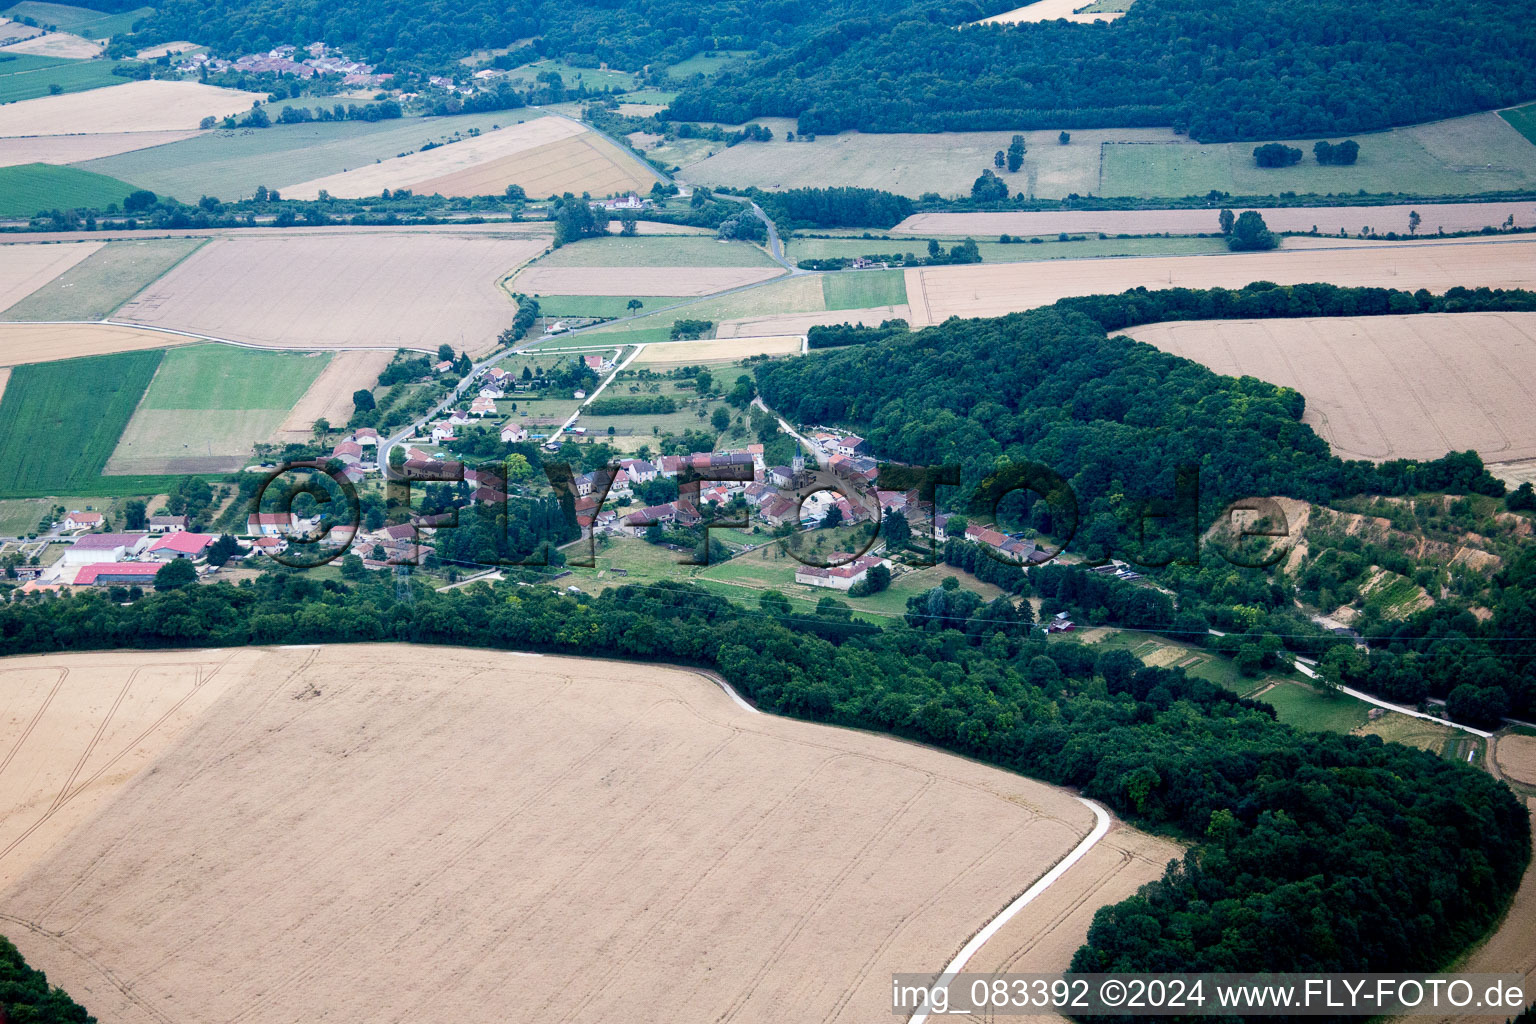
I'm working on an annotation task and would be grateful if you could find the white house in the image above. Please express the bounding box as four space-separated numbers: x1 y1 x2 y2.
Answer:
148 515 190 533
247 512 298 537
500 421 528 443
63 511 103 531
794 554 889 591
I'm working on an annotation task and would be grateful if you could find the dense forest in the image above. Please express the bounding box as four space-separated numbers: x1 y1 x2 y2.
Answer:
670 0 1536 139
122 0 1009 74
118 0 1536 141
0 571 1526 997
0 935 94 1023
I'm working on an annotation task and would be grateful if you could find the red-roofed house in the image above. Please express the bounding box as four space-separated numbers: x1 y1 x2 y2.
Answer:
794 554 889 591
501 422 528 443
63 511 103 530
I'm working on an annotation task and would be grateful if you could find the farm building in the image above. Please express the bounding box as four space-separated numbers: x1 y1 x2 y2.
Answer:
70 562 164 586
61 534 150 566
148 516 190 533
147 532 219 561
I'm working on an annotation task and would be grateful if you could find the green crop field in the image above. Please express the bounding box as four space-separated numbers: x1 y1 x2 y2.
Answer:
663 51 753 79
2 2 152 36
0 52 126 101
0 163 138 218
0 349 162 496
535 295 678 319
75 110 539 201
1100 111 1536 198
680 108 1536 201
501 59 636 92
1255 681 1372 733
1 237 202 319
105 344 329 475
531 235 778 268
821 269 906 310
1500 101 1536 145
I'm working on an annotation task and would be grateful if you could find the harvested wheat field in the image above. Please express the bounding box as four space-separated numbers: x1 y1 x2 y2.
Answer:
134 40 198 59
903 238 1536 326
272 348 393 442
0 240 101 308
0 129 202 167
973 0 1122 23
1497 734 1536 786
894 201 1536 238
0 80 268 137
1419 798 1536 1024
0 649 251 890
0 644 1135 1024
285 117 657 200
516 265 782 296
1126 312 1536 462
116 231 548 354
716 304 911 338
0 322 187 365
0 29 102 57
633 334 803 364
952 826 1182 1024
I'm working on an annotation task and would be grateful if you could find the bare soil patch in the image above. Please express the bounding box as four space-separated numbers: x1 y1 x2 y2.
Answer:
273 348 393 442
0 80 268 137
974 0 1122 23
0 321 186 365
515 265 783 296
115 231 549 355
0 644 1122 1024
0 240 101 310
0 648 253 889
285 118 657 201
0 29 102 57
1127 311 1536 463
716 304 910 338
1497 734 1536 786
633 335 802 364
0 129 202 167
905 238 1536 326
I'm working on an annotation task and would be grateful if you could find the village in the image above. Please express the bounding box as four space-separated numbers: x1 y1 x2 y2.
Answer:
8 347 1108 617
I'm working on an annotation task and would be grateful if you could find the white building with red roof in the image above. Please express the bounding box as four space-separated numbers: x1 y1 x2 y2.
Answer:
147 532 218 561
794 554 889 591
